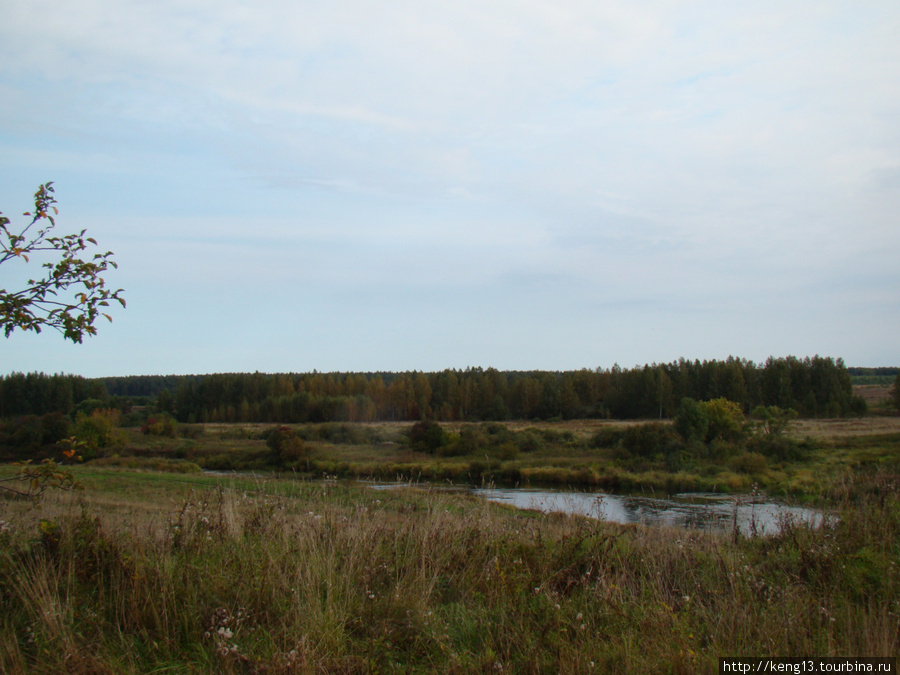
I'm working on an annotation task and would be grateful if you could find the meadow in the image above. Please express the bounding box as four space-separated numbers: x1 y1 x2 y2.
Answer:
82 415 900 498
0 417 898 672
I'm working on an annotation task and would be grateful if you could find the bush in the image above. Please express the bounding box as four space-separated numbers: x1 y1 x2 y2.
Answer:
729 452 769 474
74 398 108 418
751 405 798 437
747 435 804 462
74 409 119 458
39 412 72 445
516 429 545 453
673 398 709 443
408 420 447 454
708 438 740 461
699 398 746 442
9 415 44 450
0 414 70 454
141 415 178 438
266 426 307 464
621 423 682 459
454 425 485 455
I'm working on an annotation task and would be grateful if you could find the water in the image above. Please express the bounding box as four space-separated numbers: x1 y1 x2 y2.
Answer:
370 483 830 536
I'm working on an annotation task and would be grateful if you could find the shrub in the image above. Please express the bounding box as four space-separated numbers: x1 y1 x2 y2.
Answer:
9 415 44 450
621 422 682 459
699 398 746 442
454 425 485 455
482 422 515 446
266 426 306 464
1 413 72 452
317 423 369 444
408 420 447 454
74 398 107 417
74 409 119 458
708 438 740 461
40 412 72 445
516 429 545 453
751 405 798 437
673 398 709 443
729 452 769 474
141 415 178 438
747 435 804 462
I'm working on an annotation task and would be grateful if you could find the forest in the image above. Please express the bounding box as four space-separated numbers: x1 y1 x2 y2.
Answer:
0 355 869 424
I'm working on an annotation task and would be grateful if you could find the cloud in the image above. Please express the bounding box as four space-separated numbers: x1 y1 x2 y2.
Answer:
1 0 899 373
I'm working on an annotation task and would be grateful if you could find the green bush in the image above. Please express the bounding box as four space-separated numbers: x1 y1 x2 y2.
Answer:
673 398 709 443
699 398 746 442
516 429 545 453
408 420 447 454
454 425 485 455
621 423 683 459
74 409 119 458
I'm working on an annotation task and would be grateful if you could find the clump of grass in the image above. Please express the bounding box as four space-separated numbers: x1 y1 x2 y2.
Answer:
88 456 203 473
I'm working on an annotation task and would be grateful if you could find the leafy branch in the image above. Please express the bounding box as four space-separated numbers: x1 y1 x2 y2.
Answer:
0 458 80 506
0 183 125 343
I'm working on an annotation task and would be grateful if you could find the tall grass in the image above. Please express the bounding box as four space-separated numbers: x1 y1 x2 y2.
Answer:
0 466 897 673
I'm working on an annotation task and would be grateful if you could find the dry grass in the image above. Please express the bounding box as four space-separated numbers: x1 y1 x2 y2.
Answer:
789 416 900 439
0 465 897 673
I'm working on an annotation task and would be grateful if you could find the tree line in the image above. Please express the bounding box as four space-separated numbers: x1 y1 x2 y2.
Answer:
1 355 869 424
0 372 107 418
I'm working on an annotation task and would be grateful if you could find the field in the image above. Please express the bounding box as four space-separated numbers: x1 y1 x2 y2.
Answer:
0 416 898 672
74 415 900 498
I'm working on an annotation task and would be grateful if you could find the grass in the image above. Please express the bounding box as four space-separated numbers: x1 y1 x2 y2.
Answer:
0 461 898 673
73 418 900 503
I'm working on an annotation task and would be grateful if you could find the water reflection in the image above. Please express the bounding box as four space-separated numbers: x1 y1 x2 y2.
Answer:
372 483 829 536
475 488 831 536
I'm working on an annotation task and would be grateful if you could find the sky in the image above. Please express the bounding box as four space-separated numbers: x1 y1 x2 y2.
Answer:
1 0 898 377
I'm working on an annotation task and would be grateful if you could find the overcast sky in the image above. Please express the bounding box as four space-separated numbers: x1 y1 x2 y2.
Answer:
1 0 898 377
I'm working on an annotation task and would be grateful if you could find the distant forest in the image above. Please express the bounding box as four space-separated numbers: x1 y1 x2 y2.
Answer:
0 356 878 423
845 367 899 385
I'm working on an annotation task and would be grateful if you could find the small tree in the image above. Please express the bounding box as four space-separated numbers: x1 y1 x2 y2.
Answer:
751 405 798 437
266 426 306 464
1 183 125 342
408 420 447 454
699 398 746 442
74 408 119 458
673 398 709 443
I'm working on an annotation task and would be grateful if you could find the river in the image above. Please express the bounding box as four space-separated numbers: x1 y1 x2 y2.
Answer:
370 482 830 536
